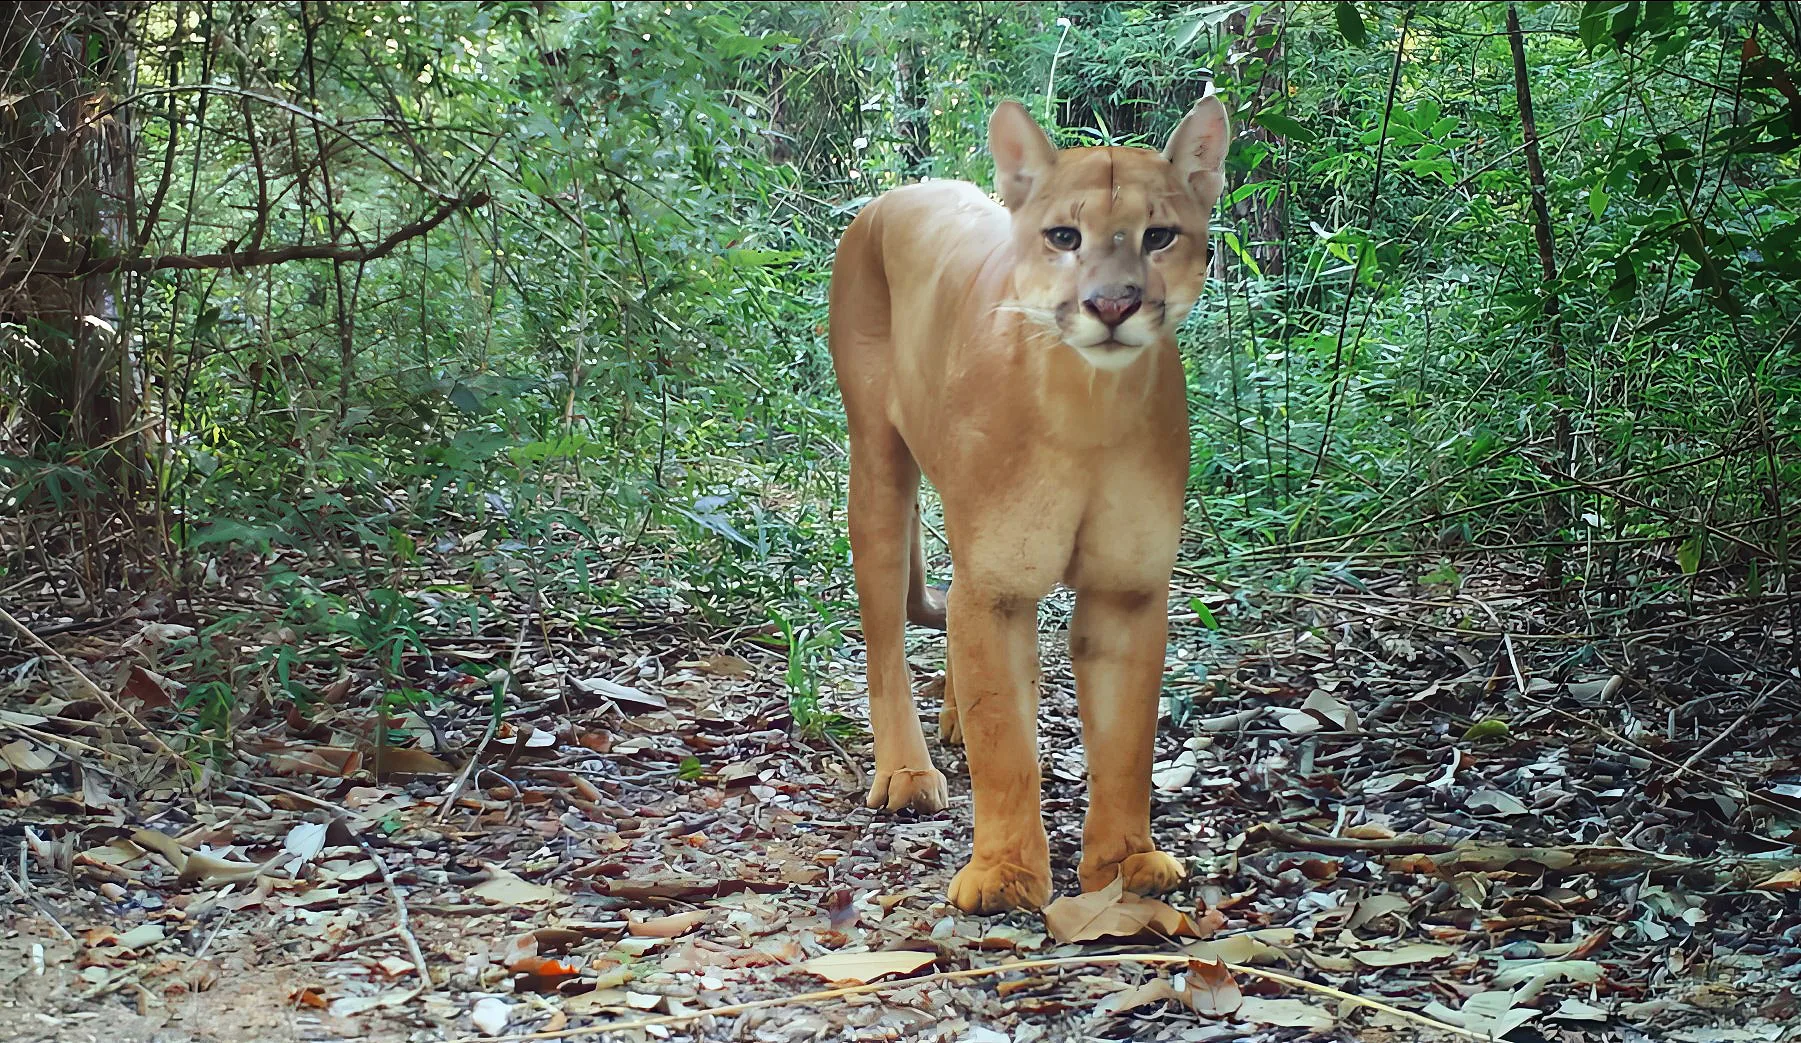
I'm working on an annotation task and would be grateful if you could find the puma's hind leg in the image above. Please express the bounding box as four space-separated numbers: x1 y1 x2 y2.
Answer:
937 652 960 744
906 502 949 631
849 434 948 814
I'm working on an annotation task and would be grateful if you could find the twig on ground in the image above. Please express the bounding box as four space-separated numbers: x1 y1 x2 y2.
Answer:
1 851 73 941
438 608 533 819
355 836 433 997
0 605 182 764
441 951 1485 1043
1666 689 1773 790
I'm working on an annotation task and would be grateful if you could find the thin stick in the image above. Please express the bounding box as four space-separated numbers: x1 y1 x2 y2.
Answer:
1 858 73 942
354 837 432 997
437 609 532 819
1667 689 1772 788
0 605 181 762
441 952 1482 1043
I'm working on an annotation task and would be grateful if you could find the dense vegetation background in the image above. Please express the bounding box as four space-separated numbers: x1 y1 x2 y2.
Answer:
4 0 1799 736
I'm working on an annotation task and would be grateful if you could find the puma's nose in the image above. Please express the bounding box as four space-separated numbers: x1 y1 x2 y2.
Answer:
1083 286 1143 327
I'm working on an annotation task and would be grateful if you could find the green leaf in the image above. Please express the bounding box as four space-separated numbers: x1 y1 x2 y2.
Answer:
1334 1 1367 46
1463 719 1511 742
1253 112 1317 143
1676 536 1701 575
1188 597 1220 631
1588 183 1610 219
678 756 703 781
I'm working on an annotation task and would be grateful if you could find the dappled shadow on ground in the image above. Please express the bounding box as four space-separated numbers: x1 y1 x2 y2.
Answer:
1 555 1798 1042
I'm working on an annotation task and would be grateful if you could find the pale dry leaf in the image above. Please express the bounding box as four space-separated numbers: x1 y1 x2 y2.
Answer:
570 675 667 711
1547 998 1609 1021
1273 708 1322 735
282 822 329 864
1 740 56 774
1350 942 1455 967
1095 979 1187 1016
470 996 512 1036
796 949 935 985
470 869 561 907
1426 991 1540 1038
1151 751 1197 792
1467 789 1530 816
1301 689 1359 732
1184 929 1292 965
1236 996 1334 1030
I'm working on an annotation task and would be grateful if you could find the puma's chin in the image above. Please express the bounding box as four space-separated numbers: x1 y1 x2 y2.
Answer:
1070 339 1150 371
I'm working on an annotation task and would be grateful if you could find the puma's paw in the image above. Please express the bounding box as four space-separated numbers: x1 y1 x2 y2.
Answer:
1080 849 1186 896
948 858 1053 914
938 697 961 744
865 767 949 814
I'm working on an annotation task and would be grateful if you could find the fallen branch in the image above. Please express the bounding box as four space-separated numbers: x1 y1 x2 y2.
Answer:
441 951 1484 1043
0 605 181 764
1241 823 1801 885
1 192 488 283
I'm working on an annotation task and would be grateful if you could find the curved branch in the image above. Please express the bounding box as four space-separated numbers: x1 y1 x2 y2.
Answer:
1 192 489 283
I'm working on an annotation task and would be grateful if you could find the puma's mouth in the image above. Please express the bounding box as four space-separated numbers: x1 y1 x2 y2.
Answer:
1072 338 1149 371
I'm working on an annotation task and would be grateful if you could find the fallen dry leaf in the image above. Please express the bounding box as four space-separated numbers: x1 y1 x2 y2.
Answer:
570 675 667 711
1183 958 1242 1014
1301 689 1359 732
1754 868 1801 891
1350 942 1456 967
470 995 512 1036
796 949 936 985
1237 996 1335 1029
470 869 561 907
627 910 709 938
1095 978 1188 1016
1042 878 1209 943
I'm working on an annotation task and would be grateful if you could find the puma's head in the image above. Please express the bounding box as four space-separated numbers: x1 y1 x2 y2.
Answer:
989 95 1230 370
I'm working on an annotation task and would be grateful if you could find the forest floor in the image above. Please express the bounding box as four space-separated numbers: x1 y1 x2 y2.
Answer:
1 545 1799 1043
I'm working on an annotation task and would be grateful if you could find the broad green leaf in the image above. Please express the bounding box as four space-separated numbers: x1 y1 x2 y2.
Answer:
1254 112 1317 143
1335 1 1367 46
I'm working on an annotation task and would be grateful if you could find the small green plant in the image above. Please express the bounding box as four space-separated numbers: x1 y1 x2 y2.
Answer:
770 604 854 739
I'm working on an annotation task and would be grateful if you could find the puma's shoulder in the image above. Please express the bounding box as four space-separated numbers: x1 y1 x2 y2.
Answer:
858 181 1008 258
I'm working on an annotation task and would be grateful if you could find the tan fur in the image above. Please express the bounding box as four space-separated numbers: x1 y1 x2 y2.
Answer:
828 97 1230 913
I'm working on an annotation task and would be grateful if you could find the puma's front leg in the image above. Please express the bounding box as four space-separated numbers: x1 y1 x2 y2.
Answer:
945 584 1051 913
1071 587 1185 896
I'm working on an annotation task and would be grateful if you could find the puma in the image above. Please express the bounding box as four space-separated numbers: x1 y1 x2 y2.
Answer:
827 94 1230 913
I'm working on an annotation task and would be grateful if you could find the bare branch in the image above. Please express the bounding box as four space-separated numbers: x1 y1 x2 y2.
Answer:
1 192 489 283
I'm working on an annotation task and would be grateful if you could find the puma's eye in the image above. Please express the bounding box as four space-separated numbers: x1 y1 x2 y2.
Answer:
1044 227 1081 251
1143 226 1178 252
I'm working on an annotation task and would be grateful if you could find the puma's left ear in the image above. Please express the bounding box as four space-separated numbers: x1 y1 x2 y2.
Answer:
1162 92 1231 204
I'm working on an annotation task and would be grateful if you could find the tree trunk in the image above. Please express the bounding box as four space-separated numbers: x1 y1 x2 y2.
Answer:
1506 3 1571 596
0 1 135 590
1226 6 1286 276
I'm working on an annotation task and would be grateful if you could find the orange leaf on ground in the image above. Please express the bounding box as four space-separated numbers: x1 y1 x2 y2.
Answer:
627 909 709 938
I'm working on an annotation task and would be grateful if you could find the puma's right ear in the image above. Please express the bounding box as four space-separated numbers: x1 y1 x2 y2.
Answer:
989 101 1057 210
